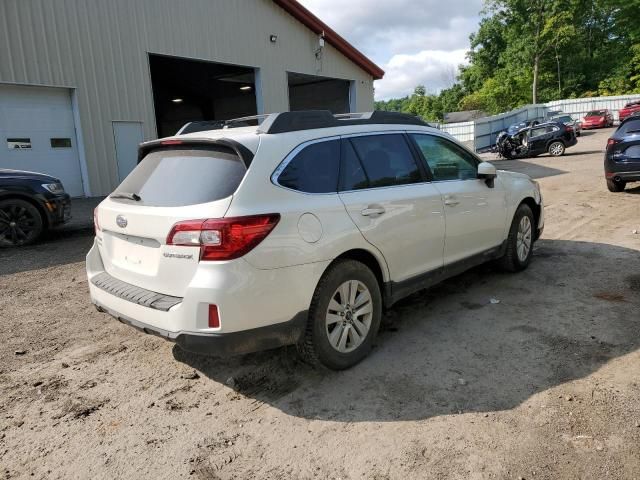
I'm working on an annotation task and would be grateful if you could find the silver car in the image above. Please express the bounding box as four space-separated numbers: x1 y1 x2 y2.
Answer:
552 114 582 137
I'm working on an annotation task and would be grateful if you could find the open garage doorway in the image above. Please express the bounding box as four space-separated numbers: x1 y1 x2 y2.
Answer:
288 72 351 114
149 54 258 138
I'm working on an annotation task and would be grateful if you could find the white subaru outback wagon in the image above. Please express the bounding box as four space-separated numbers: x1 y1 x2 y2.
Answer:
87 111 544 370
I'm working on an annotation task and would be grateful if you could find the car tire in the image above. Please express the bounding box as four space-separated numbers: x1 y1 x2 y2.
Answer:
297 259 382 370
606 179 626 192
497 203 535 273
0 199 44 247
548 141 565 157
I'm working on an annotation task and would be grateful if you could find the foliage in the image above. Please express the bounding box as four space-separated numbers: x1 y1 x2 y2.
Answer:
375 0 640 120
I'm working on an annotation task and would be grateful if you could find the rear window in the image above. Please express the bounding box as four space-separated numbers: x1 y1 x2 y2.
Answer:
112 147 246 207
586 110 606 116
276 140 340 193
618 119 640 136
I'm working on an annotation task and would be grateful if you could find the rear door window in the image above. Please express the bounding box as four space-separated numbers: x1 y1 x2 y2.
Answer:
348 134 422 188
276 140 340 193
112 146 246 207
339 140 369 191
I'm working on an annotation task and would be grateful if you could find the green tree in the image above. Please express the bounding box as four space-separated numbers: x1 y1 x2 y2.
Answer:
375 0 640 118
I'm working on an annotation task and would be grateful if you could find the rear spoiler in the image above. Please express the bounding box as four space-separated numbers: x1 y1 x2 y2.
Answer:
137 138 255 168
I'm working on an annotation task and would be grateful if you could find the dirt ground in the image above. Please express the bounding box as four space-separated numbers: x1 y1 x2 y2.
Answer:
1 127 639 480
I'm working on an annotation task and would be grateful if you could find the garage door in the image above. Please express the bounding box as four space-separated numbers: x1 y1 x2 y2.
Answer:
0 84 84 197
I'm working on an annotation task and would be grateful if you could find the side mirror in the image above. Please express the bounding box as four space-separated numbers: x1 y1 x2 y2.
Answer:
478 161 497 188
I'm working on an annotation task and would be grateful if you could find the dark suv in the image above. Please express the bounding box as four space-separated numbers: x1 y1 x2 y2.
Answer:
0 169 71 246
497 121 577 159
605 114 640 192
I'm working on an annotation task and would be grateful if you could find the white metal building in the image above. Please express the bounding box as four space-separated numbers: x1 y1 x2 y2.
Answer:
0 0 383 197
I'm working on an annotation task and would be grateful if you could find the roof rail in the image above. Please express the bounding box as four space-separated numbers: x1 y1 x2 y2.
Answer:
177 120 226 135
177 110 429 136
257 110 429 134
176 115 271 135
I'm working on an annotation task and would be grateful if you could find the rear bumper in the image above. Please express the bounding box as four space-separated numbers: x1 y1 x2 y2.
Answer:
605 157 640 182
86 239 327 356
93 298 306 356
606 170 640 182
566 136 578 147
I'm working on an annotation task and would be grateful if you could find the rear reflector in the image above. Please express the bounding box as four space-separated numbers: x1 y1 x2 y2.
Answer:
208 305 220 328
167 214 280 261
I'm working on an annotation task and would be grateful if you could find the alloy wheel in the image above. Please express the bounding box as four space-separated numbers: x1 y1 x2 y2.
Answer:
325 280 373 353
0 204 38 246
549 142 564 156
517 216 532 262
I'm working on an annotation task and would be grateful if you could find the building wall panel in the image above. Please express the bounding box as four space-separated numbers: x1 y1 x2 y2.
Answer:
0 0 375 195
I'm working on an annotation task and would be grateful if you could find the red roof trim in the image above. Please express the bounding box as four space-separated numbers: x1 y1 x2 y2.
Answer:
272 0 385 80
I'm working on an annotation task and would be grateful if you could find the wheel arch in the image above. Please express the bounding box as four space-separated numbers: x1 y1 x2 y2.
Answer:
0 193 49 228
325 248 390 306
546 138 567 150
518 197 541 240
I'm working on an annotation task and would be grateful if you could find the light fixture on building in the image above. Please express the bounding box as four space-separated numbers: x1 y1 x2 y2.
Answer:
315 31 325 59
269 34 277 43
239 86 252 91
171 98 183 103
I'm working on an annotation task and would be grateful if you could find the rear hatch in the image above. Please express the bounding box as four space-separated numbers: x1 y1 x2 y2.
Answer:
613 120 640 165
618 136 640 165
95 143 247 297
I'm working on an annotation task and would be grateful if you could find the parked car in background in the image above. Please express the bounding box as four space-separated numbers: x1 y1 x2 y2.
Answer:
604 114 640 192
0 169 71 246
581 109 614 129
551 114 582 136
506 118 542 135
88 110 544 370
496 121 577 159
618 100 640 123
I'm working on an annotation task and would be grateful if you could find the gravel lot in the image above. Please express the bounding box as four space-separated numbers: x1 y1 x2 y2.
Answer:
1 128 639 479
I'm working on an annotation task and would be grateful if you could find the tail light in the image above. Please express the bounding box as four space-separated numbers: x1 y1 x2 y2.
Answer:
565 125 574 132
607 138 620 147
93 207 101 234
166 214 280 261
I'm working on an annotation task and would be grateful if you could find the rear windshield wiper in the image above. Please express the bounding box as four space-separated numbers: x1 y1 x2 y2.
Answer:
110 192 141 201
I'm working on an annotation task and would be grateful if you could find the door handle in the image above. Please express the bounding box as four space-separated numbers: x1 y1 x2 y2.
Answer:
361 205 386 216
444 196 460 207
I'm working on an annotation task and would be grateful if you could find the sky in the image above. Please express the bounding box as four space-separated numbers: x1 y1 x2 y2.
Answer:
297 0 484 101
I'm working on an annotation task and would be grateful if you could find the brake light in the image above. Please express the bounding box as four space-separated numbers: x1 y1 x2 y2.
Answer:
607 138 620 147
160 140 183 145
566 125 574 132
166 214 280 261
93 207 101 234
